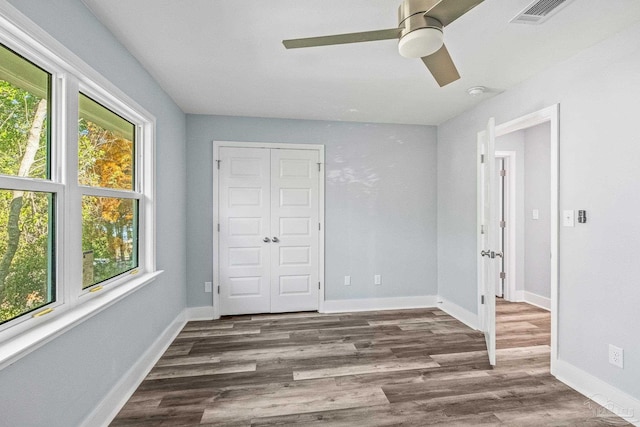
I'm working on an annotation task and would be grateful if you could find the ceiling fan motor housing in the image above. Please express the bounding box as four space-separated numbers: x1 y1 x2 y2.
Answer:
398 0 444 58
399 0 444 37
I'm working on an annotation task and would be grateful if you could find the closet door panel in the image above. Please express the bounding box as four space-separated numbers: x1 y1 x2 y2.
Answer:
270 149 320 312
219 147 271 315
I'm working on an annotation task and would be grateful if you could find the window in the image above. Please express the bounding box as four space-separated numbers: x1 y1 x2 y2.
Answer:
79 94 138 288
0 8 156 354
0 44 54 325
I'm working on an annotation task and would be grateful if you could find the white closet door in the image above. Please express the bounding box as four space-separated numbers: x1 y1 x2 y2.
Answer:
219 147 271 315
270 149 320 312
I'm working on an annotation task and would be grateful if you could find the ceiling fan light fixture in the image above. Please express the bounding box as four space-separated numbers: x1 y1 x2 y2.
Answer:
398 27 443 59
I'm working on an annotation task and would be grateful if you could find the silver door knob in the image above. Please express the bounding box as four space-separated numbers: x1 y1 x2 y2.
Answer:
494 251 503 259
263 237 271 243
481 250 491 257
272 237 280 243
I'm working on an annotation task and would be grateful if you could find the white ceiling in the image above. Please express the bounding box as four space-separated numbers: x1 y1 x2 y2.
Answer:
81 0 640 125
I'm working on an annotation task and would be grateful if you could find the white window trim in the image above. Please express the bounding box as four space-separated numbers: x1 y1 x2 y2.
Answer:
0 1 161 369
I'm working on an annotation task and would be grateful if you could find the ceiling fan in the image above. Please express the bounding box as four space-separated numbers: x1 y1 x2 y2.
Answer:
283 0 483 87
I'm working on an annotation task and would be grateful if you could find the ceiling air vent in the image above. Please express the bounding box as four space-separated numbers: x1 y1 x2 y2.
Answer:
510 0 575 24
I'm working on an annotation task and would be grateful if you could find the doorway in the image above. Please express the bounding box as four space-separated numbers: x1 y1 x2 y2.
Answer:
477 105 559 372
495 123 552 308
212 142 325 318
494 122 552 371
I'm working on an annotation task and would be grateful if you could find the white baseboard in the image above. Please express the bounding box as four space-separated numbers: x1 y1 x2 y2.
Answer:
555 359 640 426
513 290 525 302
80 310 187 427
322 295 437 313
186 306 215 321
523 291 551 311
437 298 480 330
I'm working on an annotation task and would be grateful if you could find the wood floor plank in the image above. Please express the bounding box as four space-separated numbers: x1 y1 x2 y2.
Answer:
180 322 235 331
200 384 389 424
111 300 631 426
293 358 440 380
156 355 221 367
174 328 261 339
161 342 194 357
176 331 290 346
214 342 358 362
146 362 257 380
249 402 500 426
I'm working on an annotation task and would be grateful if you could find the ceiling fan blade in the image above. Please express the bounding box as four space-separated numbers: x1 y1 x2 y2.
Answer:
425 0 484 27
421 44 460 87
283 28 402 49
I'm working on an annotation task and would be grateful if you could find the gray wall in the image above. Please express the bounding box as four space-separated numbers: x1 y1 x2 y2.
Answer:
186 115 438 306
438 21 640 399
0 1 187 426
524 123 551 299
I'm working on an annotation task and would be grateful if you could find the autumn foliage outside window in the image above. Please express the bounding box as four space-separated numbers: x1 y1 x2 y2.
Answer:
79 94 138 289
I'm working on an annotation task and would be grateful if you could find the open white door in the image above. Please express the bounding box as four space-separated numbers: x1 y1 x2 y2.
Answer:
479 117 498 366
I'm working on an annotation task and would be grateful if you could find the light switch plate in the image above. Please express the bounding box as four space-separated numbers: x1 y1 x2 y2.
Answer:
344 276 351 286
563 210 575 227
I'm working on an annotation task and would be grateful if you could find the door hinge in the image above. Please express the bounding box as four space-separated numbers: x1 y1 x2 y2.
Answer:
217 285 220 294
317 163 321 172
500 169 506 177
500 272 506 280
217 223 220 232
500 220 506 228
481 295 485 304
318 282 321 290
480 154 485 164
319 222 321 231
216 160 221 170
480 224 485 235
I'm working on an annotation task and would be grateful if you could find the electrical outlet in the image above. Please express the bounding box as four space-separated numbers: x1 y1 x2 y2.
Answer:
344 276 351 286
374 275 381 285
204 282 212 293
609 344 624 368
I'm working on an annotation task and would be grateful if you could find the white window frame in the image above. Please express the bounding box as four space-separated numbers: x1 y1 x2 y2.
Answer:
0 1 161 370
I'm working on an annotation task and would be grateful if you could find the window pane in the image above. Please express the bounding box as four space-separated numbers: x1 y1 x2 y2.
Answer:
0 189 55 324
78 94 134 190
82 196 137 288
0 44 51 180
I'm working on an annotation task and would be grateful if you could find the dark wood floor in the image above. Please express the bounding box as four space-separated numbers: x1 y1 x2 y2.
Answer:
111 300 628 426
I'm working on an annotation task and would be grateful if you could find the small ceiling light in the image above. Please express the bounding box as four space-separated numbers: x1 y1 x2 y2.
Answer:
467 86 487 96
398 27 444 59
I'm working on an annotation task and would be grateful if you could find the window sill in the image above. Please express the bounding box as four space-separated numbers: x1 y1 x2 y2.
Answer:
0 270 163 371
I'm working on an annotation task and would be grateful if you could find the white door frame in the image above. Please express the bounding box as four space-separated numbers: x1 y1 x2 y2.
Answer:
495 151 517 302
477 104 559 373
212 141 325 320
